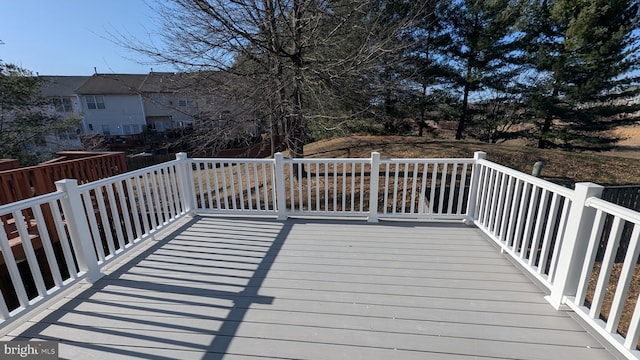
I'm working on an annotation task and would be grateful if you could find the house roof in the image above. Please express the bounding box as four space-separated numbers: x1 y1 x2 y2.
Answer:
71 71 240 97
38 76 91 97
140 71 238 94
75 74 148 95
139 72 189 93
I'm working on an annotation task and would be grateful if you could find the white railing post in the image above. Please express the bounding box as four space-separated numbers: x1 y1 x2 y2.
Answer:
465 151 486 225
368 152 381 223
546 182 603 310
176 152 196 215
274 152 287 220
55 179 102 282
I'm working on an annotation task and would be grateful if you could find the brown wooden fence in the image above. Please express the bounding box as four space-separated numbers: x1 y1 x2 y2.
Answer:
0 152 126 264
0 152 126 205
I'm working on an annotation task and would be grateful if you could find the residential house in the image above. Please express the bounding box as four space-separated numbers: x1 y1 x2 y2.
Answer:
75 73 202 137
139 72 198 132
38 76 90 151
75 74 148 136
32 71 264 154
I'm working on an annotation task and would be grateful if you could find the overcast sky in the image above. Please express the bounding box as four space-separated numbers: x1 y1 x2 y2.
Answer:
0 0 174 75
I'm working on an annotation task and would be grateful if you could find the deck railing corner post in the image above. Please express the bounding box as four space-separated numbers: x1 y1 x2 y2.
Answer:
368 152 380 223
175 152 196 215
465 151 487 225
55 179 102 283
274 152 287 220
546 182 603 310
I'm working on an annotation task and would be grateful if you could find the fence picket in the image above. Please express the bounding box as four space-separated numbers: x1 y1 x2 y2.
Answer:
32 205 63 288
49 201 78 280
520 186 540 258
528 189 550 267
548 199 570 282
606 224 640 333
316 163 321 212
492 173 507 235
116 182 134 246
126 179 143 242
0 225 29 308
447 164 458 215
233 164 243 210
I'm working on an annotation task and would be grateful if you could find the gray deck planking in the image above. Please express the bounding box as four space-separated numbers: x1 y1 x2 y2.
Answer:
5 216 615 359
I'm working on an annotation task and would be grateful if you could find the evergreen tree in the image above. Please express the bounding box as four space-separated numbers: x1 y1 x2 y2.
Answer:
0 63 77 165
522 0 640 149
401 0 454 136
443 0 524 140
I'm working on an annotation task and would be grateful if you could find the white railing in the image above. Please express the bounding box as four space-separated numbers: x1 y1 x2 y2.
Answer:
378 158 473 219
472 154 574 289
0 159 189 331
191 152 474 221
0 191 78 330
1 151 639 358
191 158 278 216
562 195 640 359
284 156 373 217
470 152 640 359
75 159 188 268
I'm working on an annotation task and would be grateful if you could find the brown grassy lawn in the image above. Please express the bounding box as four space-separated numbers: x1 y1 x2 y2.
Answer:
304 135 640 186
303 135 640 347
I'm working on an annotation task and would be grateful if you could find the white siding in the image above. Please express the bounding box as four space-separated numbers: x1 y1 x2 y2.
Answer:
82 95 146 135
142 93 195 129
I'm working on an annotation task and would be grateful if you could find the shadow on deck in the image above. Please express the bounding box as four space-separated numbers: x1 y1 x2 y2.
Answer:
5 216 615 359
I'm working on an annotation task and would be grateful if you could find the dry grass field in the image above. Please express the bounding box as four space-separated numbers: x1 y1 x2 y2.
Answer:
304 135 640 186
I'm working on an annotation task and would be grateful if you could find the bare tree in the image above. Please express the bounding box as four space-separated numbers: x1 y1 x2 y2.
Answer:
118 0 413 158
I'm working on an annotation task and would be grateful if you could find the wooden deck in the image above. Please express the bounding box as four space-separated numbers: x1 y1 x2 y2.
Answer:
4 216 615 359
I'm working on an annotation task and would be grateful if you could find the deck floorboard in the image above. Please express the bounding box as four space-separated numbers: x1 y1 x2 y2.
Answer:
6 216 615 359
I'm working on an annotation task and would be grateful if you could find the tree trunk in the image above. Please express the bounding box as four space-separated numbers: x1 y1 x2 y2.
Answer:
538 114 553 148
288 53 306 179
289 0 305 160
419 83 427 137
456 82 470 140
538 87 559 148
456 59 472 140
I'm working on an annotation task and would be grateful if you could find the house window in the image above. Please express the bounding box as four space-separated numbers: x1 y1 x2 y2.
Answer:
154 121 165 132
102 124 111 135
53 97 73 112
85 95 105 110
57 130 69 141
151 93 164 104
122 124 141 135
88 124 94 131
178 100 187 107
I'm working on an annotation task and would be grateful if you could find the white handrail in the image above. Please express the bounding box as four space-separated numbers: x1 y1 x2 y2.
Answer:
587 197 640 225
477 159 573 197
0 192 65 216
77 159 181 191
